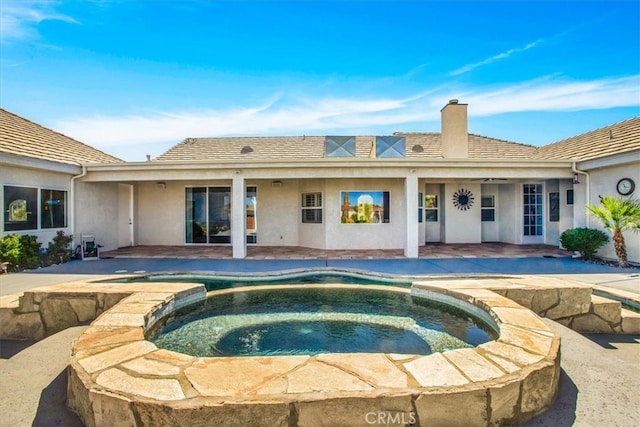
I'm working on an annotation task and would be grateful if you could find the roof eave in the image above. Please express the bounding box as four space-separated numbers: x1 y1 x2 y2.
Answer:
86 157 575 172
0 152 82 174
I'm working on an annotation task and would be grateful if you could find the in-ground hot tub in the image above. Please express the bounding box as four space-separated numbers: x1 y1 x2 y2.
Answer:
68 272 561 427
147 285 497 358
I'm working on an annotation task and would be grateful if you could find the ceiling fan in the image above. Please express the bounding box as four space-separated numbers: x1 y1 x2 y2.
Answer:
470 178 509 182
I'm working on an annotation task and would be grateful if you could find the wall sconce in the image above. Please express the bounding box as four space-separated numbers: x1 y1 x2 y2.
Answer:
573 173 580 185
156 182 166 190
271 180 283 188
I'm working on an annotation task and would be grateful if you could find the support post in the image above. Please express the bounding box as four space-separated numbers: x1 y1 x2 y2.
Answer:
232 175 246 259
405 174 419 258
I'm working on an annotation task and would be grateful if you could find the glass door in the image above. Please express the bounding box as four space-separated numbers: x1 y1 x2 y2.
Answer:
185 187 230 244
523 183 543 242
246 186 257 244
208 187 231 243
185 186 257 244
185 187 207 243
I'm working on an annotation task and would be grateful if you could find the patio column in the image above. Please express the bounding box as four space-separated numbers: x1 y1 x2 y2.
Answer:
232 174 246 259
405 174 419 258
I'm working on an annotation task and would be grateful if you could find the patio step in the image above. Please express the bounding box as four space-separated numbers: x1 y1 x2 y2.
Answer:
571 295 622 333
620 308 640 334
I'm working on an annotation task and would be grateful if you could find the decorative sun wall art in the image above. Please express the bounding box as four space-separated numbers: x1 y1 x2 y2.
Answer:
452 188 474 211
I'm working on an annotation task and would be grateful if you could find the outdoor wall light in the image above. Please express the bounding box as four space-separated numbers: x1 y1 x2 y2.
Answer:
271 180 283 188
156 182 166 189
573 173 580 184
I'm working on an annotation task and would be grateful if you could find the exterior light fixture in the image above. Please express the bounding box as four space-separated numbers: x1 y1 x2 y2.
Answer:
573 173 580 184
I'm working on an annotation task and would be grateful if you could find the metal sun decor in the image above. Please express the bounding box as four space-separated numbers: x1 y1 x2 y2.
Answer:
452 188 474 211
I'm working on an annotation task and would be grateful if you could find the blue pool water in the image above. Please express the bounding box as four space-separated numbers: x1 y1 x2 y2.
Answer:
148 286 497 357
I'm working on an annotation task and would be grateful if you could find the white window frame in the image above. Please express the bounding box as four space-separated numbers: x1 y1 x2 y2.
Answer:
481 195 496 222
301 192 323 224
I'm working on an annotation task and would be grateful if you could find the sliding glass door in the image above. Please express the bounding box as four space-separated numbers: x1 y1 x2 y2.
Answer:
185 187 208 243
185 186 256 244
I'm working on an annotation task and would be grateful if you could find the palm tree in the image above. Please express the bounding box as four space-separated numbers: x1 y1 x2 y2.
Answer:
586 196 640 267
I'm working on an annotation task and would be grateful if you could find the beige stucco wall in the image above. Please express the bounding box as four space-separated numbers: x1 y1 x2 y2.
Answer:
1 164 72 245
585 161 640 263
443 183 482 244
254 179 300 246
75 181 120 252
126 178 407 250
424 183 442 243
298 179 326 249
481 183 500 242
324 178 405 250
544 180 560 246
558 179 574 240
498 184 518 244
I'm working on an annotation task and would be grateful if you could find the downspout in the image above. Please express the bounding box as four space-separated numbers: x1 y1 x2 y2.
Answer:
572 161 590 227
69 165 87 248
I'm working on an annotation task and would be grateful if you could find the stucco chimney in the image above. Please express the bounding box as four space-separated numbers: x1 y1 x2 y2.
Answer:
441 99 469 158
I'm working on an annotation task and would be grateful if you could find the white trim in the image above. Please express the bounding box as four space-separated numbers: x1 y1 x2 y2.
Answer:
578 149 640 171
0 152 81 174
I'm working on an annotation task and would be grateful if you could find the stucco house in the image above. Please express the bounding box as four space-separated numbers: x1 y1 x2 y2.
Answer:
1 101 639 263
0 108 123 250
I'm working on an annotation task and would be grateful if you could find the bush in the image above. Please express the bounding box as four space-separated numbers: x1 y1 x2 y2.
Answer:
0 234 21 270
0 234 42 271
44 230 74 266
560 227 609 260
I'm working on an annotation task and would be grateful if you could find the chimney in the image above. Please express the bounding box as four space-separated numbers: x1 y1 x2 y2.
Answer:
441 99 469 158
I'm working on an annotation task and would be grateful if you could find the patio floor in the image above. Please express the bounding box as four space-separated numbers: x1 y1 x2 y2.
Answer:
101 243 571 260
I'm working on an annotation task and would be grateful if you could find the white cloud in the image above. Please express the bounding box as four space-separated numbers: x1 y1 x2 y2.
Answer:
53 75 640 153
449 40 542 76
0 0 79 42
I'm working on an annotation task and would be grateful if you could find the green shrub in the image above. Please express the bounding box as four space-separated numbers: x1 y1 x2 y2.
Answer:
560 227 609 260
0 234 42 271
0 234 22 270
45 230 74 265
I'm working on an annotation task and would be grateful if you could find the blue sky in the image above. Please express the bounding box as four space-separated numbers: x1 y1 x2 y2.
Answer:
1 0 638 162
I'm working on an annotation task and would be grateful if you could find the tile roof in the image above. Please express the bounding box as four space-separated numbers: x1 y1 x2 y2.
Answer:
0 108 123 165
535 116 640 161
155 133 537 161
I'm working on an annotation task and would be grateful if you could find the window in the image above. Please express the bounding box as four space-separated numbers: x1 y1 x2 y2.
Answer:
41 189 67 228
418 192 423 223
424 194 438 222
549 192 559 222
340 191 389 223
481 195 495 222
566 189 574 205
4 186 38 231
375 136 405 158
3 186 67 231
302 193 322 223
325 136 356 157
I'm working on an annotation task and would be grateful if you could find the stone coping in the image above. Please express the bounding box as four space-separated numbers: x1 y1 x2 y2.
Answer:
67 280 561 427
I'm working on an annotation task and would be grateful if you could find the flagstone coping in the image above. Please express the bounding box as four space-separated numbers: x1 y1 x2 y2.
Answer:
66 280 560 427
